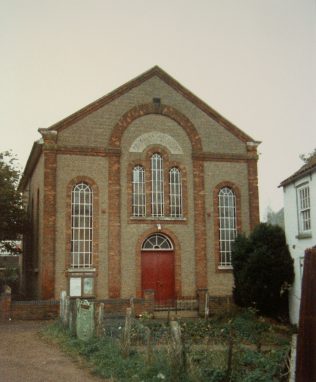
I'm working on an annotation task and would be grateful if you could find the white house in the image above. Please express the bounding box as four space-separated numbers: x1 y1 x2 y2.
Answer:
280 154 316 324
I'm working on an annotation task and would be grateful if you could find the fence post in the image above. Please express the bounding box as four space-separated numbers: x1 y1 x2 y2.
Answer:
144 289 155 315
170 320 185 378
121 307 132 357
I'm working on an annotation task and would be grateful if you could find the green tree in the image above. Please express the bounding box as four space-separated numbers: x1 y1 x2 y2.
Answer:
0 151 25 254
232 223 294 317
299 148 316 163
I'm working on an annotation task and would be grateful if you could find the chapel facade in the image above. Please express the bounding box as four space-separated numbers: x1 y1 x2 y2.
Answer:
20 66 260 303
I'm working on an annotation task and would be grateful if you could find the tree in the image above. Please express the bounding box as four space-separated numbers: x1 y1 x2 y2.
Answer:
299 148 316 163
0 151 25 254
231 223 294 317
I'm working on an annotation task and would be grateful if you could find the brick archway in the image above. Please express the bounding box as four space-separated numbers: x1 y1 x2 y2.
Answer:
135 228 182 299
108 103 202 151
107 103 207 298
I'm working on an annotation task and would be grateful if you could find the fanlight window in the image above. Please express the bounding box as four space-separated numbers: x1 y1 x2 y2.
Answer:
71 182 93 268
218 187 237 267
142 234 173 250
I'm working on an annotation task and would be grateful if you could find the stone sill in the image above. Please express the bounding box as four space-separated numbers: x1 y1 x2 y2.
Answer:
130 217 187 222
296 232 312 240
218 266 233 271
67 268 96 274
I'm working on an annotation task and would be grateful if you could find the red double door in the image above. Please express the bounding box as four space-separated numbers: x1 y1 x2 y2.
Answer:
141 251 175 304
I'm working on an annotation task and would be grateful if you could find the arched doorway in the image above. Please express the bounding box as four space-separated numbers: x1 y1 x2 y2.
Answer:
141 233 175 305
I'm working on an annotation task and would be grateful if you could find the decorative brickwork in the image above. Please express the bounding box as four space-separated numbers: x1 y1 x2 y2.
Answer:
109 103 202 152
135 228 182 299
193 160 208 289
20 68 260 308
40 130 58 299
126 147 188 221
108 154 121 298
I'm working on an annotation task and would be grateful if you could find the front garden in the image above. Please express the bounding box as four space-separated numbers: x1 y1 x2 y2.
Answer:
41 308 293 382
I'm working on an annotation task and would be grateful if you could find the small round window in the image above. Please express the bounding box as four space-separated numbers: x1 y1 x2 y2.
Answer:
142 234 173 250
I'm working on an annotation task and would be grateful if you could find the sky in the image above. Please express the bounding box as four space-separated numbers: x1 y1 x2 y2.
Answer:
1 0 315 219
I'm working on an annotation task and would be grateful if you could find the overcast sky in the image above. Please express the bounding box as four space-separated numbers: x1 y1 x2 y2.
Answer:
1 0 315 219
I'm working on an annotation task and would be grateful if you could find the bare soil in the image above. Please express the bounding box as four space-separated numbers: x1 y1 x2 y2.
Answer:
0 320 105 382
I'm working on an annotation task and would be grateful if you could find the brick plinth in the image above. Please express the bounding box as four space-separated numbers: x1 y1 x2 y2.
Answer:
40 130 58 299
246 144 260 229
108 154 121 298
193 160 207 289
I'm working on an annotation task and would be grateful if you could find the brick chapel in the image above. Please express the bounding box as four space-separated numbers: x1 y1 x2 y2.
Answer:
20 66 260 303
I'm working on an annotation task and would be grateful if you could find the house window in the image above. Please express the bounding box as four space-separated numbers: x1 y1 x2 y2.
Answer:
71 182 93 268
218 187 237 268
132 166 146 216
297 185 311 233
151 153 164 217
169 168 182 217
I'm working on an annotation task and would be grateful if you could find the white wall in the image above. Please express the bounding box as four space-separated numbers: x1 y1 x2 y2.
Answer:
283 172 316 324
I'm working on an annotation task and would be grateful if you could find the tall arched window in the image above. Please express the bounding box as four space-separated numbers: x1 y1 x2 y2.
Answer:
169 168 182 217
71 182 93 268
132 166 146 217
218 187 237 267
151 153 164 217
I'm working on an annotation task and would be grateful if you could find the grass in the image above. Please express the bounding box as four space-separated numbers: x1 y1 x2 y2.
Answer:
41 309 293 382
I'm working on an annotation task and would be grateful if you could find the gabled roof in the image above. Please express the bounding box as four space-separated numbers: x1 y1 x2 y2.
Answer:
20 66 258 192
47 65 254 143
280 154 316 187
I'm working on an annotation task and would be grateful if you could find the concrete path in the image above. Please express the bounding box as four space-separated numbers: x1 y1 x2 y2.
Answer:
0 320 105 382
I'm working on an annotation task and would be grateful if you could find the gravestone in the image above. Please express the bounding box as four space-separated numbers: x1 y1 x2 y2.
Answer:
76 299 95 341
96 303 105 337
60 291 66 322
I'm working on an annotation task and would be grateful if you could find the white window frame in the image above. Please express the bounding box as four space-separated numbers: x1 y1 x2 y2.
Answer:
218 187 237 268
151 153 164 217
71 182 93 269
169 167 183 218
132 166 146 217
142 233 173 250
297 184 311 234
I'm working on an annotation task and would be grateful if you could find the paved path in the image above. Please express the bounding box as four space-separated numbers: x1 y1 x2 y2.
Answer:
0 320 105 382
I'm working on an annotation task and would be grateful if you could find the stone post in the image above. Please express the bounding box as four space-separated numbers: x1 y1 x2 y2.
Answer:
197 288 209 318
59 290 66 324
96 303 105 337
121 307 132 357
170 320 185 378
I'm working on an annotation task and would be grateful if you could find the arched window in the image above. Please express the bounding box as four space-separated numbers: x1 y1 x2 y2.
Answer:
151 153 164 217
218 187 237 267
142 233 173 250
71 182 93 268
132 166 146 216
169 168 182 217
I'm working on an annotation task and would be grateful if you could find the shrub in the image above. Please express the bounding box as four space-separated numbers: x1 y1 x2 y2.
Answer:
232 223 294 318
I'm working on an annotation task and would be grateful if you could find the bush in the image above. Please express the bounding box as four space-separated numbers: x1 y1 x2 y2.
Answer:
0 266 19 294
232 223 294 318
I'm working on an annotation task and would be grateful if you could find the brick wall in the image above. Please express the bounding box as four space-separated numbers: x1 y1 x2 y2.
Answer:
22 71 259 301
